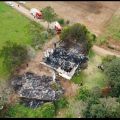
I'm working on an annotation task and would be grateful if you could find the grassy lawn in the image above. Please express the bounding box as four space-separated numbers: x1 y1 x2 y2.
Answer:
72 51 107 90
96 15 120 45
0 2 44 79
83 54 107 89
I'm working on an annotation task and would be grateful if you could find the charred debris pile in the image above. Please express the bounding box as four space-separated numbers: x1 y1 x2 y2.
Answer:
42 41 88 79
44 47 88 72
11 72 64 108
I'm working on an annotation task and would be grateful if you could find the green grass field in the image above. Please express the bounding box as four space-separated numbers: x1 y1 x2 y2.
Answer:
0 2 34 78
83 55 107 89
72 51 107 89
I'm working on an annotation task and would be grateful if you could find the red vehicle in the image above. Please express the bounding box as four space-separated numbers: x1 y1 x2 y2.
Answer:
49 21 62 34
30 8 42 19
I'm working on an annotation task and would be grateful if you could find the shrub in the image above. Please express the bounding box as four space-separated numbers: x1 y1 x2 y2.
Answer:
82 97 120 118
104 58 120 97
54 97 69 110
6 102 55 118
72 72 84 84
66 20 70 25
50 82 60 91
97 36 107 45
90 87 102 98
0 41 28 74
60 23 96 54
40 102 55 118
57 18 65 25
102 55 116 65
76 87 90 101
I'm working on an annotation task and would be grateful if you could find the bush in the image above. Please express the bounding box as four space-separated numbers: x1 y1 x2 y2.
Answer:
66 20 70 25
27 21 49 50
60 23 96 54
117 96 120 103
104 58 120 97
102 55 116 65
40 102 55 118
54 97 69 110
97 36 107 45
6 102 55 118
88 49 95 58
50 82 60 91
76 87 90 101
82 97 120 118
90 87 102 98
0 41 28 74
72 72 84 84
57 18 65 25
65 113 74 118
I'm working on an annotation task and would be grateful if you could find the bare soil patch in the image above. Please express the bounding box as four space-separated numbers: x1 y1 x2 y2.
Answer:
100 38 120 55
58 76 79 97
18 35 59 76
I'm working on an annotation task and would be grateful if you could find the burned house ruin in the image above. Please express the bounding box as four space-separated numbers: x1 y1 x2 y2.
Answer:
41 41 88 80
11 72 64 108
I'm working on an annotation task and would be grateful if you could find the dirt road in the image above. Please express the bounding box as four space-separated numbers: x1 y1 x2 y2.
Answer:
24 1 120 36
92 46 120 57
5 2 48 28
9 2 120 57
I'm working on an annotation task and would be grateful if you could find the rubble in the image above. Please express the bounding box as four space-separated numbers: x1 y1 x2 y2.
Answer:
42 42 88 80
11 72 64 108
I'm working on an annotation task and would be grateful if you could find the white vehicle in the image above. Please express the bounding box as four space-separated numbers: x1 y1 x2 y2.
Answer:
19 1 26 4
49 21 62 34
5 1 14 7
30 8 42 19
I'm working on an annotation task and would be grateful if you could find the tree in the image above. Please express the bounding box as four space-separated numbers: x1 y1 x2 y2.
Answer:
0 41 28 74
82 97 120 118
27 21 48 49
104 58 120 97
82 96 100 118
41 6 57 30
60 23 96 54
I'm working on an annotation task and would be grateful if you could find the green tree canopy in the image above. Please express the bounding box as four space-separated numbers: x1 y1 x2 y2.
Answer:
104 58 120 97
41 6 57 29
83 97 120 118
60 23 96 53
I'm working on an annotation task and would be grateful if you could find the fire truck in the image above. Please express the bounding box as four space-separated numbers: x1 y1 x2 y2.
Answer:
49 21 62 34
30 8 42 19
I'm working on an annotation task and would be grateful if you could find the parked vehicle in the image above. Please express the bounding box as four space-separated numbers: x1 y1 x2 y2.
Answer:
5 1 14 7
18 1 26 4
49 21 62 34
30 8 42 19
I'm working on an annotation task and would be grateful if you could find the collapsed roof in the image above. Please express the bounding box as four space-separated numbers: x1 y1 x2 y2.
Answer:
42 43 88 80
11 72 64 108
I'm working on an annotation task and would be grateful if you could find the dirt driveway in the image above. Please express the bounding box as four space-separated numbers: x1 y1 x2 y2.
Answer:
24 1 120 36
